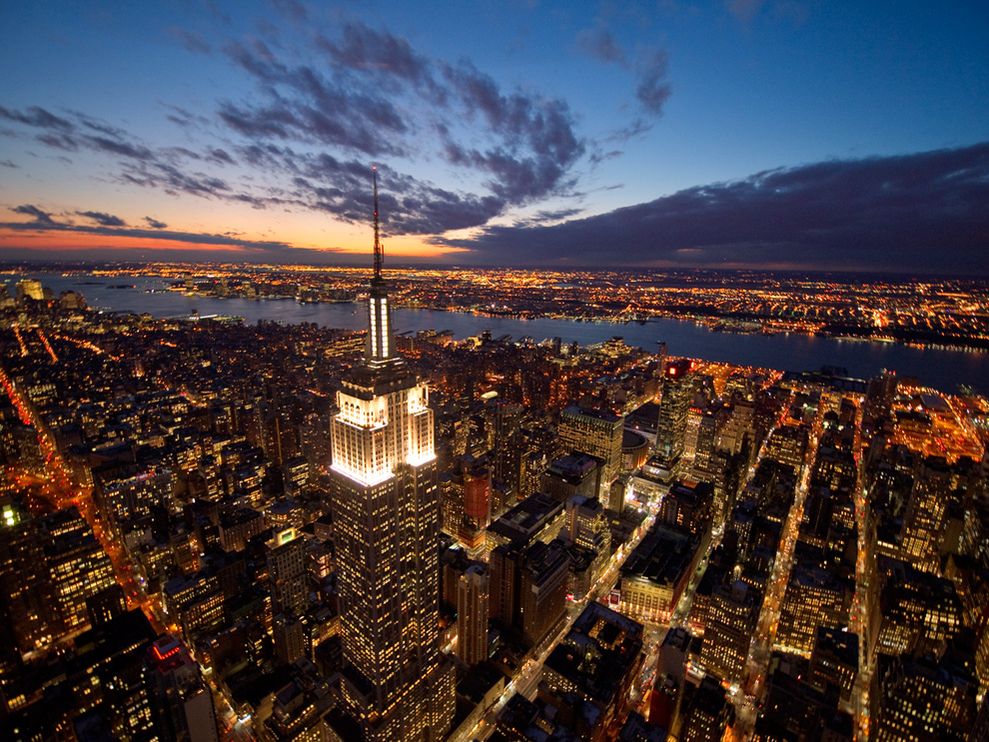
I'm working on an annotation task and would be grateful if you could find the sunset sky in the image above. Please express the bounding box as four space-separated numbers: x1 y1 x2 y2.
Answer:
1 1 987 272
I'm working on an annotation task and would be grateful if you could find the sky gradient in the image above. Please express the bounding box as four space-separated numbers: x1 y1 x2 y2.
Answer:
1 1 987 271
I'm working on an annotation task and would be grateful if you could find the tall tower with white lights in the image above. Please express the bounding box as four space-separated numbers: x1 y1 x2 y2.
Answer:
328 168 454 742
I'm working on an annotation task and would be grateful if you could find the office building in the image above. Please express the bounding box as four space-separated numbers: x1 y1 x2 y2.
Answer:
655 359 692 476
456 564 489 666
558 405 624 503
146 636 219 742
327 173 454 741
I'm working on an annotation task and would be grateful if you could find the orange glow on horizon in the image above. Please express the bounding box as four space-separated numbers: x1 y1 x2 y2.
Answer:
0 226 468 260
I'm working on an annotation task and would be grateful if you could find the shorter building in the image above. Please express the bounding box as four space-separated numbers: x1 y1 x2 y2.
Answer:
266 527 308 617
699 580 762 682
520 540 570 647
146 636 219 742
564 494 611 581
620 523 706 624
755 654 853 742
809 627 858 703
456 563 490 666
658 480 713 537
559 405 624 502
542 453 601 503
218 507 267 553
486 492 565 551
870 648 978 741
679 675 734 742
542 601 645 738
763 424 809 471
873 560 963 658
622 429 650 472
776 564 852 655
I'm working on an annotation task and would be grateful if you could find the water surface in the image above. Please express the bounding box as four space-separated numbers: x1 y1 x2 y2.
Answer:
10 273 987 393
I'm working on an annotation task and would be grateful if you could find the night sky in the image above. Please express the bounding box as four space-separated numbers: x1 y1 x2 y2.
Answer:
1 1 987 272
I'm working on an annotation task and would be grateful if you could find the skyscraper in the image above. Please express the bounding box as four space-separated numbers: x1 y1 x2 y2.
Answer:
655 359 692 476
328 169 454 741
145 636 219 742
265 527 308 617
558 405 624 504
456 563 490 666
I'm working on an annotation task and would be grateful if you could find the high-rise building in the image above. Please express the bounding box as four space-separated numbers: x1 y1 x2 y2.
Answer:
265 527 308 617
558 405 624 504
456 564 489 666
145 636 219 742
15 278 44 302
870 649 977 740
272 613 307 664
809 626 858 703
565 493 611 568
655 360 692 475
680 675 735 742
776 564 852 655
41 507 116 635
700 580 762 682
901 456 955 572
519 540 570 647
327 170 454 741
0 507 57 652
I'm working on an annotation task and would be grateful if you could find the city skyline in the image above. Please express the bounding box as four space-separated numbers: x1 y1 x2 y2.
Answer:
2 1 988 272
0 173 987 739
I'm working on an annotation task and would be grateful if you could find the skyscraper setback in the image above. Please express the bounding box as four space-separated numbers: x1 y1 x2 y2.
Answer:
327 170 454 741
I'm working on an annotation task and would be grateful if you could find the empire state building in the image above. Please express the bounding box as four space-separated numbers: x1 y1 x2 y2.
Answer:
328 169 455 741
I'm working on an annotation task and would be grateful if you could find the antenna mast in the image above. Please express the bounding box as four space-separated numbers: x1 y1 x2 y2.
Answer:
372 165 383 279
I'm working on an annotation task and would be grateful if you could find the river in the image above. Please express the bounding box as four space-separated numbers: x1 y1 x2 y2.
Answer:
7 273 988 394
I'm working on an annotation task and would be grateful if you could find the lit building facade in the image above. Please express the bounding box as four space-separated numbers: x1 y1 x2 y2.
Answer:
655 359 692 473
328 171 454 741
456 564 489 666
558 405 623 504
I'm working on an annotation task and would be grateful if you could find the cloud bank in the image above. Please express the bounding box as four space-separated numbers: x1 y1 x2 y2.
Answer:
440 142 989 273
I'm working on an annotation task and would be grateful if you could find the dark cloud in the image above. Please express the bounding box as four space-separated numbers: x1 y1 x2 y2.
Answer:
2 206 300 254
635 51 672 115
221 38 408 156
144 216 168 229
2 105 166 166
36 132 79 151
317 23 430 84
439 61 584 202
77 210 126 227
0 105 73 131
246 147 503 233
163 104 208 129
82 134 154 160
119 159 232 198
1 19 661 240
168 28 212 54
1 159 18 168
439 143 989 274
574 26 671 123
576 28 626 65
213 23 586 232
514 207 585 227
206 147 235 165
12 204 57 226
0 105 266 206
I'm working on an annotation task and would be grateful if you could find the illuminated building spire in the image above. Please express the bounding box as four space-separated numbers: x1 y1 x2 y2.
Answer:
367 165 393 363
372 165 383 280
328 169 453 742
